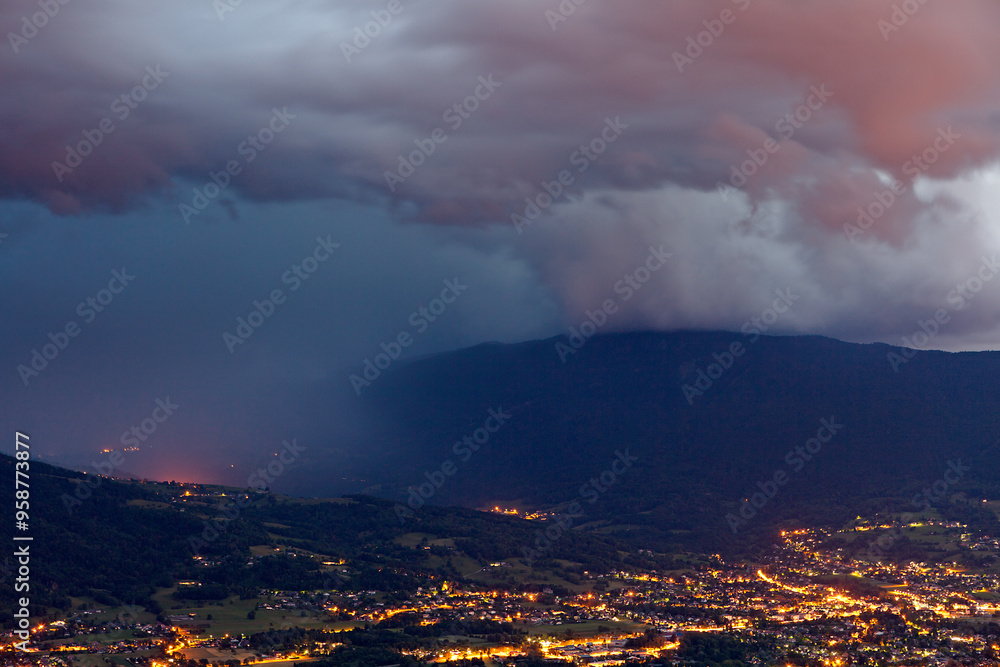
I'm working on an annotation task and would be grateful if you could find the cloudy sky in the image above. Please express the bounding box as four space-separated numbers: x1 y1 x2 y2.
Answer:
3 0 1000 487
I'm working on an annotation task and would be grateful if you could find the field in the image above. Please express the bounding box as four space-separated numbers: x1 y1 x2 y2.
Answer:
832 513 1000 574
151 588 361 638
67 653 159 667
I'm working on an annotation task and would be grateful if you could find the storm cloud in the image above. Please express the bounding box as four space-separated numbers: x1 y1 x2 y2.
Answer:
3 0 1000 484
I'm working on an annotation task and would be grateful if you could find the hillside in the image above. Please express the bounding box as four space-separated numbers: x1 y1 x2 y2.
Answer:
326 331 1000 554
0 455 662 626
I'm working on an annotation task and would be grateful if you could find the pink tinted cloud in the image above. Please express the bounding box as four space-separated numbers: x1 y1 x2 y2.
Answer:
0 0 998 241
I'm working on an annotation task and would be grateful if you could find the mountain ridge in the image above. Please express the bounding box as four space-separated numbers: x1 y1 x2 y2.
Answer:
307 330 1000 554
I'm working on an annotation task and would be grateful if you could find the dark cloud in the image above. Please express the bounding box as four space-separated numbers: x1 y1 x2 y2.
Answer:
4 1 999 219
0 202 559 485
4 0 1000 484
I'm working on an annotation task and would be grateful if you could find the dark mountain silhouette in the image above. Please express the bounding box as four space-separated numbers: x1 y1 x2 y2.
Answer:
338 331 1000 554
